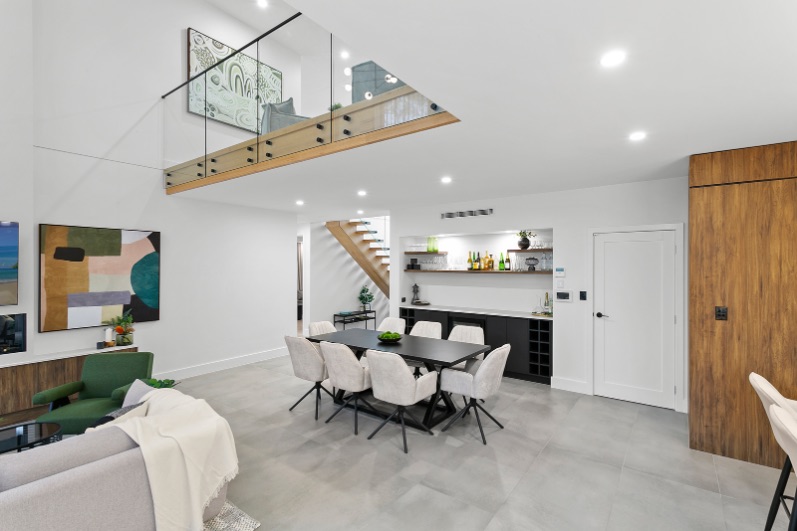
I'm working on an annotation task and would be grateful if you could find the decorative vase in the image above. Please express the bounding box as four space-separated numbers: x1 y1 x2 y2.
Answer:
116 333 133 346
518 237 530 250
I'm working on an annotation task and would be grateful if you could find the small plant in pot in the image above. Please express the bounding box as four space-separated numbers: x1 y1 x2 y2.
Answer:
103 310 135 346
517 230 536 250
359 285 375 311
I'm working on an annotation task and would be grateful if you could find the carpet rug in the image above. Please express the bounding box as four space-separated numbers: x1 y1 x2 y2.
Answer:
204 501 260 531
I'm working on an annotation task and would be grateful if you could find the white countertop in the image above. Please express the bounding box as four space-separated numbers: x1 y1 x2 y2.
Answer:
400 304 553 321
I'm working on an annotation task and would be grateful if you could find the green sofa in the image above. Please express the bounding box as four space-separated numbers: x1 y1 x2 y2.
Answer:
32 351 154 434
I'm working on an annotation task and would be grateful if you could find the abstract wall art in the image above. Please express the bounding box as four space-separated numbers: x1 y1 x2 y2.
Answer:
0 222 19 306
39 225 160 332
187 28 283 133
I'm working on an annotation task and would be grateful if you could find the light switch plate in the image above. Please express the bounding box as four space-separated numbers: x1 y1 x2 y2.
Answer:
556 280 565 288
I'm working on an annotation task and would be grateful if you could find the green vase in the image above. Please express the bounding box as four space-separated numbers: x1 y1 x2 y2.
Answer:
116 333 133 346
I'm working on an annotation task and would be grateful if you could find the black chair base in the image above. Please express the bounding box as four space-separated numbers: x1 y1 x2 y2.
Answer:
325 391 378 435
442 396 503 445
767 455 797 531
289 381 335 420
367 405 433 453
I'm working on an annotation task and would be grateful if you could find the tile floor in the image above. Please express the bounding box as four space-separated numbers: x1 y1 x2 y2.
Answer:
179 357 793 531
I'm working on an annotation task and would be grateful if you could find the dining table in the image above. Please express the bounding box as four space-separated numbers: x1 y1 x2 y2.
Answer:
306 328 491 429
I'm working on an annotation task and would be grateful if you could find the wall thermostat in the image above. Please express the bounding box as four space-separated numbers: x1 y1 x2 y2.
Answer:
555 290 573 302
555 267 566 278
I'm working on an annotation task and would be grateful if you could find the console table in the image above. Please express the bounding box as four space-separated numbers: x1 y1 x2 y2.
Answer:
333 310 376 330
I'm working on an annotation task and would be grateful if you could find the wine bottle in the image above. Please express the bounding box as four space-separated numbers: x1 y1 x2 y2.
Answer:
505 253 511 271
484 250 489 270
467 252 473 270
499 252 505 271
475 252 481 270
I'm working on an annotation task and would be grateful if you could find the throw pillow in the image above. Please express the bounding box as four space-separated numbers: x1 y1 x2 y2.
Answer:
122 379 154 408
93 401 146 427
261 96 295 116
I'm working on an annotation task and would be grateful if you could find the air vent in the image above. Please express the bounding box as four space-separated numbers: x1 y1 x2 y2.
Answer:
440 208 494 219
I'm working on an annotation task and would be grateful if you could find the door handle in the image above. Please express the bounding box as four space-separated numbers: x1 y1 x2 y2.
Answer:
596 312 609 318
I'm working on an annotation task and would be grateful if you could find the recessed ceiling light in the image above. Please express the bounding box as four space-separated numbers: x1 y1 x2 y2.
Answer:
256 0 268 8
343 67 352 76
340 51 350 59
629 131 647 141
600 49 626 68
357 190 367 197
295 200 304 206
364 91 373 100
344 84 352 92
357 210 364 215
441 176 452 184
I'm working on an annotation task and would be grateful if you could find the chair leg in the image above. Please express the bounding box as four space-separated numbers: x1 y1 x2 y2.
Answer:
441 402 470 432
315 386 321 420
790 491 797 531
767 456 792 531
399 408 408 454
289 384 317 412
354 394 359 435
326 394 355 424
368 407 399 440
475 401 504 429
472 403 487 445
414 367 422 378
320 385 336 399
404 407 434 436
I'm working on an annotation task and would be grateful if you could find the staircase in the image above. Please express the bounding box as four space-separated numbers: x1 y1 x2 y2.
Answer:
325 219 389 297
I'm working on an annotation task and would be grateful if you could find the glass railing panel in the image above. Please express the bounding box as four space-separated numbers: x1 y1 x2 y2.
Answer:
331 36 443 142
201 39 261 177
163 74 207 188
254 15 331 162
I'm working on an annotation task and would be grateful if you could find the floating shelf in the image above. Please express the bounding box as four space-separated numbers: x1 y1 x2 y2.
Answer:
507 248 553 253
404 251 448 255
404 269 552 274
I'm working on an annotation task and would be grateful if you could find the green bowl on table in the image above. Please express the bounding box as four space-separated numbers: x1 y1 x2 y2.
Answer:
377 331 402 344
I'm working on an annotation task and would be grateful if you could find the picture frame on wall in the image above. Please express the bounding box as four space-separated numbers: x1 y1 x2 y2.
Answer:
39 224 160 332
187 27 283 134
0 222 19 306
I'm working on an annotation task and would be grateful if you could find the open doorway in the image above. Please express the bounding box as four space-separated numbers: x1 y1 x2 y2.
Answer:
297 235 303 336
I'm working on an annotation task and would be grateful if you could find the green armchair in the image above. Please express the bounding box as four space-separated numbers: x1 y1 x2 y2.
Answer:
32 351 154 434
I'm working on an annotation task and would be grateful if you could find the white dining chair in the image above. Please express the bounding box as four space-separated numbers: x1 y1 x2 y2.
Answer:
765 404 797 531
365 350 436 453
378 317 406 334
407 321 442 377
309 321 336 336
440 344 511 444
320 341 375 435
448 325 485 371
749 372 797 530
284 336 335 420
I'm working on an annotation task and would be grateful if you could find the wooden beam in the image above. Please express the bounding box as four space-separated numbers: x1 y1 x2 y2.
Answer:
166 111 459 195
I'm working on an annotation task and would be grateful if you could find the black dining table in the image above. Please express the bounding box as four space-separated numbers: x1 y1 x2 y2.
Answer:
307 328 491 429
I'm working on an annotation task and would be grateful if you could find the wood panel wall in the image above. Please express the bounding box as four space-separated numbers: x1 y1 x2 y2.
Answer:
689 141 797 467
0 347 138 425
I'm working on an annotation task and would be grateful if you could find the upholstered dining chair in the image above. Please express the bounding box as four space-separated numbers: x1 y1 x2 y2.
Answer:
448 325 485 371
284 336 334 420
365 350 436 453
407 321 442 377
320 342 375 435
440 344 511 444
377 317 406 334
749 372 797 531
765 404 797 531
33 351 154 434
309 321 336 336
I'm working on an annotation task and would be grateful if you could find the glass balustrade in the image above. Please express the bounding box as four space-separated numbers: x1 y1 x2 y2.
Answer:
162 12 447 190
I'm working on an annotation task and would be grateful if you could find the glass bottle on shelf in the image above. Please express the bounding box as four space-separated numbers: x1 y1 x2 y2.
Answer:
505 253 511 271
489 254 495 270
467 252 473 270
499 252 505 271
474 252 480 270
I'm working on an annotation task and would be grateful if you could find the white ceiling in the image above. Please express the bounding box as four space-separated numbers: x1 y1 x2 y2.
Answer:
186 0 797 222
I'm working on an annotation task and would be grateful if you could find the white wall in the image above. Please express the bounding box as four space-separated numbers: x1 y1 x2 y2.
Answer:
0 0 297 377
390 177 688 405
306 222 388 334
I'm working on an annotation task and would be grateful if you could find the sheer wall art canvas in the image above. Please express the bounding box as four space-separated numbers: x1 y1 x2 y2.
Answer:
39 225 160 332
0 222 19 306
187 28 283 133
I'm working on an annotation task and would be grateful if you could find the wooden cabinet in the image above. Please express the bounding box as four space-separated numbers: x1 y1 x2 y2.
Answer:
689 141 797 467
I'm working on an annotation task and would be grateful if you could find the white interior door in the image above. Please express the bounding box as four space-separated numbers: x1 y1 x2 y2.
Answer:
594 230 675 409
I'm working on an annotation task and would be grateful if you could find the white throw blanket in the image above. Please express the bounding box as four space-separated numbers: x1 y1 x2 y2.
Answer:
92 388 238 531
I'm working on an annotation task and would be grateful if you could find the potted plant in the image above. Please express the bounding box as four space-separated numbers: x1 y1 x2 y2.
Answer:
103 310 135 346
358 286 375 311
517 230 536 250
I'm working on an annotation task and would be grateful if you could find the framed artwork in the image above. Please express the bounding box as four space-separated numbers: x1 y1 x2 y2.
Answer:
0 222 19 306
0 313 26 354
39 225 160 332
187 28 283 134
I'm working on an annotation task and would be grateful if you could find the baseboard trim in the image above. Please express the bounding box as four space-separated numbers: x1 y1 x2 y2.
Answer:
551 376 592 395
153 346 288 380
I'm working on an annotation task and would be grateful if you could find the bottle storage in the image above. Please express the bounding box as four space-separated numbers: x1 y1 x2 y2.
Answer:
529 319 552 378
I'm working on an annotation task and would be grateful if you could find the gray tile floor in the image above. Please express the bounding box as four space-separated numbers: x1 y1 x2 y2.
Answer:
179 356 793 530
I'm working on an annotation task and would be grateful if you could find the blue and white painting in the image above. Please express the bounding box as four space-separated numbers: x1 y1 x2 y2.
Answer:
0 222 19 305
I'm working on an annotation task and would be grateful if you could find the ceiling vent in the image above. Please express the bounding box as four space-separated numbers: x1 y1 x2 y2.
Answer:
440 208 494 219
